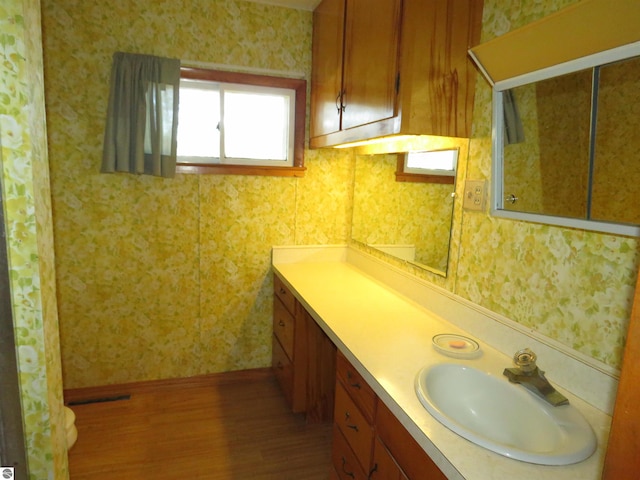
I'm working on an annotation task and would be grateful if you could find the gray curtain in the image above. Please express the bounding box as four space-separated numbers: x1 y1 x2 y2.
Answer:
503 89 525 145
102 52 180 178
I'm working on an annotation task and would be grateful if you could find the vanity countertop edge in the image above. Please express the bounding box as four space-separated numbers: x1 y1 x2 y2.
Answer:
271 244 613 480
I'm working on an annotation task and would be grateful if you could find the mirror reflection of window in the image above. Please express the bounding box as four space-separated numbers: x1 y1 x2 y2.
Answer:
396 148 458 184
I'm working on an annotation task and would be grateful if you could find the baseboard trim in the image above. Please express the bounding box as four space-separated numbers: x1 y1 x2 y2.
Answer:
64 367 274 404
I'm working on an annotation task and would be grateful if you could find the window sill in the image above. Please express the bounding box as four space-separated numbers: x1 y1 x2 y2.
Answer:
394 172 454 184
176 163 306 177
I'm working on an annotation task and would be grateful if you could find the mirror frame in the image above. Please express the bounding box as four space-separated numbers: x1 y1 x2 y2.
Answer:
491 41 640 237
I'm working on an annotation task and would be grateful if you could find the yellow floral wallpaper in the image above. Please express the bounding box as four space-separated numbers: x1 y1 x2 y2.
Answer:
42 0 353 388
352 153 455 272
453 0 639 368
41 0 639 400
351 135 470 274
1 0 67 478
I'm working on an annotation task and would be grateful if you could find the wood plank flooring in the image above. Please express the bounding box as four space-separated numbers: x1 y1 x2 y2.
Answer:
65 369 332 480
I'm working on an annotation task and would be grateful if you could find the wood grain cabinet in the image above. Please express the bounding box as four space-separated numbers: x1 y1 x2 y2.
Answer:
332 351 378 480
272 274 307 412
311 0 402 143
332 351 446 480
310 0 484 148
272 273 336 422
373 401 447 480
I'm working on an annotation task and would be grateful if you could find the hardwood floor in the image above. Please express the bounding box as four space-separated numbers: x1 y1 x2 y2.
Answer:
65 369 332 479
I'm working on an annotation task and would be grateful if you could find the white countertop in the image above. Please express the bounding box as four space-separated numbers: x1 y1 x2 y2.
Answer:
272 246 612 480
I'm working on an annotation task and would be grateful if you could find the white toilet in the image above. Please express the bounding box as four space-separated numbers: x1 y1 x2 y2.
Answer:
64 406 77 450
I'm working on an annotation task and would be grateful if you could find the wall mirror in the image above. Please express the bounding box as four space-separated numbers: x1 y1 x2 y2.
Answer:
351 137 468 276
490 48 640 237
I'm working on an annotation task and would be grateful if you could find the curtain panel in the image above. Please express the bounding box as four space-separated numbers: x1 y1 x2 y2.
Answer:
102 52 181 178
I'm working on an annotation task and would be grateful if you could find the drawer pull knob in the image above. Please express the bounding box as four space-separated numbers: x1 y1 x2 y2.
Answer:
276 362 284 370
279 287 286 295
341 457 356 479
347 371 362 389
344 411 359 432
278 320 285 327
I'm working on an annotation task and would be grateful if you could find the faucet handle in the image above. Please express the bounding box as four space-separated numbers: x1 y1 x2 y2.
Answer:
514 348 537 373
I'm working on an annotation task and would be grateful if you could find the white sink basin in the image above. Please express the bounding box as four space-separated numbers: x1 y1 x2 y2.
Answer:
415 363 597 465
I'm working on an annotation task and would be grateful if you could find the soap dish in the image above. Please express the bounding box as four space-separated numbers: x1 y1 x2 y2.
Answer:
432 334 482 359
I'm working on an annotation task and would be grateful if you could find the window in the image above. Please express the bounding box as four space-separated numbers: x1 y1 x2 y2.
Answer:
176 68 306 176
395 148 458 184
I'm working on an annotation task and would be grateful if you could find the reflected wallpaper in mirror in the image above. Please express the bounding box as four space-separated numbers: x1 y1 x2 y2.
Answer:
351 153 455 275
500 55 640 228
592 56 640 225
503 69 592 218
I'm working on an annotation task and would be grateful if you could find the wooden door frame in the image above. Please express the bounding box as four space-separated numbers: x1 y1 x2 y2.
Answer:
603 267 640 478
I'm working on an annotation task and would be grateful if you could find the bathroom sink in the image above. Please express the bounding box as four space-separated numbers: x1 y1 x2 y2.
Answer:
415 363 597 465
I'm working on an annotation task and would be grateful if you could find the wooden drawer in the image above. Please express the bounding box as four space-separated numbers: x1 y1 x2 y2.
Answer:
334 381 375 472
274 274 296 316
336 351 377 423
272 335 293 406
273 296 295 360
332 425 368 480
376 401 446 480
370 436 407 480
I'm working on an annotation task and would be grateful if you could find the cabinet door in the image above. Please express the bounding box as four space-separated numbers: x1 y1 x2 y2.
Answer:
376 401 447 480
305 309 337 423
341 0 401 130
370 436 407 480
311 0 346 138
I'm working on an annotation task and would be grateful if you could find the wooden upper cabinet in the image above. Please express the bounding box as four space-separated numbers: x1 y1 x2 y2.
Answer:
341 0 402 131
310 0 484 148
310 0 345 138
310 0 401 143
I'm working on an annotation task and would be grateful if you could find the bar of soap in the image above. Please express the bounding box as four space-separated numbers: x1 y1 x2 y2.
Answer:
449 340 467 349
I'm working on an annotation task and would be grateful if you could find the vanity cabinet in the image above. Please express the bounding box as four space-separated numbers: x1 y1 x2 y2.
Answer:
310 0 484 148
374 401 447 480
272 273 336 421
332 351 378 479
332 351 446 480
272 274 307 412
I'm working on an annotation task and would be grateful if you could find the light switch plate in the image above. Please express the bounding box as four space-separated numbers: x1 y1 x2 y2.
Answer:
463 180 486 211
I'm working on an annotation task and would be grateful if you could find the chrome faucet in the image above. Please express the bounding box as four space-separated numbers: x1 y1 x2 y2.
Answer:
503 348 569 407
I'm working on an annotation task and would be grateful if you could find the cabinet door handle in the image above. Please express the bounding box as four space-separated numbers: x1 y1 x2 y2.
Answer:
368 463 378 479
336 92 342 114
341 457 356 479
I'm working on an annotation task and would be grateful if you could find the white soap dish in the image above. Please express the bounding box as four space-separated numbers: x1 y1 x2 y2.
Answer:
432 334 482 359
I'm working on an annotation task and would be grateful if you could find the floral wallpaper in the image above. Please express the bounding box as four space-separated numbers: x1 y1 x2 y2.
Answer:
40 0 639 402
352 135 470 274
41 0 353 388
453 0 639 368
1 0 67 478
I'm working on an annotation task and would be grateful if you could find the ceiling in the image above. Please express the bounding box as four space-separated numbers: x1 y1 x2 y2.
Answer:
246 0 321 11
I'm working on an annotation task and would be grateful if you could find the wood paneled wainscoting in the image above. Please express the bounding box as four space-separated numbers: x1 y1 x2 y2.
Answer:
64 369 332 479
